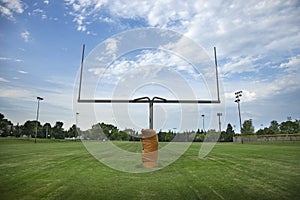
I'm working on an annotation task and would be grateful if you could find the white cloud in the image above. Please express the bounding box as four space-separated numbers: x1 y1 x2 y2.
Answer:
65 0 109 32
64 0 300 62
0 5 13 18
15 59 23 62
224 55 300 104
279 55 300 72
88 68 105 75
44 0 49 4
105 38 118 60
65 0 195 32
0 57 11 61
88 49 198 81
18 70 28 74
0 77 9 82
0 87 31 98
0 56 23 62
106 0 194 29
21 30 30 42
65 1 300 97
32 8 43 15
0 0 24 20
225 89 256 103
29 8 48 20
221 56 260 75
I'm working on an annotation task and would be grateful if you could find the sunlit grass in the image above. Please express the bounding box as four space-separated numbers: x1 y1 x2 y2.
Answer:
0 138 299 199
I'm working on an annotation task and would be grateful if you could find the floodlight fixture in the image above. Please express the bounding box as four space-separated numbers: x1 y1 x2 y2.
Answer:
235 91 242 95
234 91 242 134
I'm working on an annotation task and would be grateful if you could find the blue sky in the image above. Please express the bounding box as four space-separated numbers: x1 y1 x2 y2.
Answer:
0 0 299 132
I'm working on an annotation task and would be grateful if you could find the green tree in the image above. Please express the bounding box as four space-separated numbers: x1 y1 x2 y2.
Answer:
165 130 175 142
205 129 219 142
124 128 139 141
158 131 167 142
52 121 65 139
241 120 254 135
269 120 280 134
194 133 205 142
0 113 13 137
86 123 121 140
222 123 235 142
99 122 118 140
36 121 44 138
21 120 37 137
13 123 21 137
280 120 299 134
43 123 52 138
67 124 77 138
256 127 270 135
119 131 129 141
110 128 120 140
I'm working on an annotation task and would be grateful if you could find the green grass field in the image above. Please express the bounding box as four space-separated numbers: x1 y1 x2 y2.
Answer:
0 138 299 200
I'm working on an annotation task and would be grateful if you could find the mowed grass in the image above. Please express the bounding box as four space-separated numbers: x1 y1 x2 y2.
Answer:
0 138 299 200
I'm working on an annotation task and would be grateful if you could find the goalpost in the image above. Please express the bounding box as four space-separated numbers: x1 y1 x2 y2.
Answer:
73 28 225 172
77 45 221 129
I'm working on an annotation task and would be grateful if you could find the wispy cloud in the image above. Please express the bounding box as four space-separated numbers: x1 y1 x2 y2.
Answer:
0 57 11 61
21 30 30 42
0 87 31 98
0 0 25 20
0 77 9 82
18 70 28 74
221 56 261 76
279 55 300 72
28 8 47 19
224 54 300 104
64 1 300 69
0 56 23 62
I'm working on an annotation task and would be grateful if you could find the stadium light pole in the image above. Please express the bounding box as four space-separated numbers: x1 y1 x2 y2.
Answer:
76 112 79 126
217 113 222 133
201 114 205 132
234 91 242 134
34 96 44 143
76 112 79 140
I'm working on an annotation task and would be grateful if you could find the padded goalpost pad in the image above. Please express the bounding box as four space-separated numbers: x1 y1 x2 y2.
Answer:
141 129 158 168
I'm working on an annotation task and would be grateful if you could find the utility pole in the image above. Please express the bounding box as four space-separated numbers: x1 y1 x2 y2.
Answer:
35 96 44 143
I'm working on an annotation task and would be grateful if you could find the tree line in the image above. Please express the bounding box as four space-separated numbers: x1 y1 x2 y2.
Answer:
81 123 235 142
0 113 77 139
0 112 299 141
240 119 300 135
